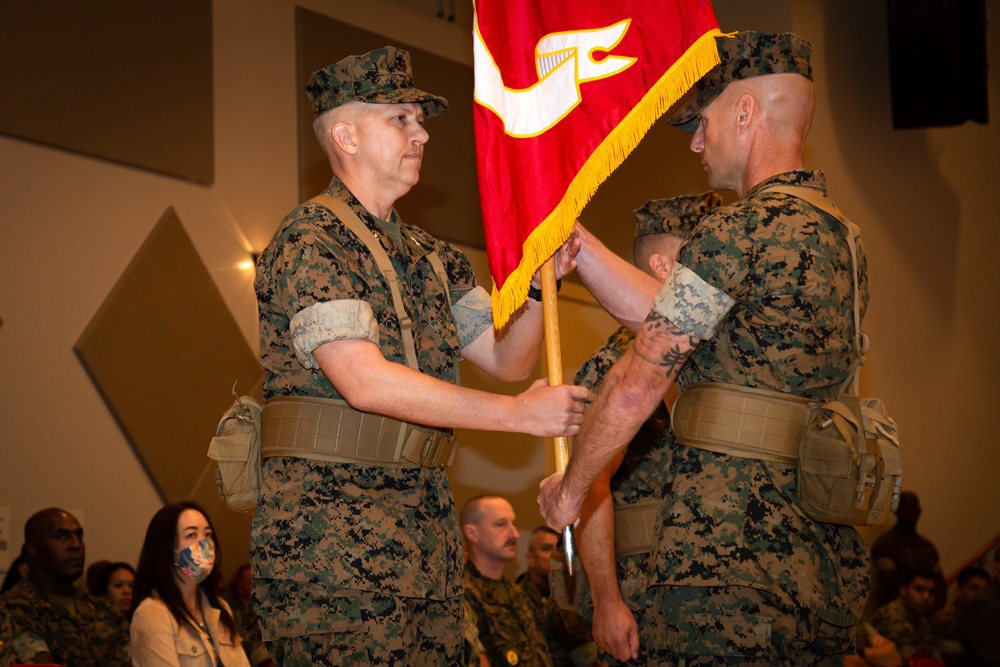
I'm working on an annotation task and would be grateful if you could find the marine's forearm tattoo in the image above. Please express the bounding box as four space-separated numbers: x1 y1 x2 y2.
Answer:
632 313 698 377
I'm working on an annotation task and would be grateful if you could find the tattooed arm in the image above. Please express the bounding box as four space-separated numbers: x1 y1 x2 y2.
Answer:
539 313 700 529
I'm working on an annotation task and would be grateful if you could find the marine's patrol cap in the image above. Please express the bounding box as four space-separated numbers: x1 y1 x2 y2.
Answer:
634 191 723 240
304 46 449 119
669 31 813 132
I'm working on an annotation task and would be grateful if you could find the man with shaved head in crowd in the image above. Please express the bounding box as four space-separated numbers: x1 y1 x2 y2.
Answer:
1 507 129 665
462 496 553 667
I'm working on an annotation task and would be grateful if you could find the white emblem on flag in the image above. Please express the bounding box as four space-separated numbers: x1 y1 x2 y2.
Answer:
474 14 636 138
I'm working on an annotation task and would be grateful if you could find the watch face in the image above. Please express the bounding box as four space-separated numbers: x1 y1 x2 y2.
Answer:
506 649 519 665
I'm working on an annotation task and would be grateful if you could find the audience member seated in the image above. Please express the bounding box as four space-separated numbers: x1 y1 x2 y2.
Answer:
131 501 250 666
872 567 944 664
95 561 135 618
932 565 990 665
958 549 1000 667
0 507 129 665
845 622 903 667
226 563 274 667
516 526 602 667
462 495 553 667
0 552 28 595
871 492 945 612
86 558 112 596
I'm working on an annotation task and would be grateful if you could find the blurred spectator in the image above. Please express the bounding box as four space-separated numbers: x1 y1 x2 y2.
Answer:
871 492 945 611
86 558 111 596
0 552 28 594
872 567 943 664
517 526 602 666
130 501 249 666
932 565 990 665
958 549 1000 667
462 495 553 667
0 507 129 665
95 562 135 618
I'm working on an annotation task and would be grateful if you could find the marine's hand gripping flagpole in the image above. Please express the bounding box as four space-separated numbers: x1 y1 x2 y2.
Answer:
539 258 575 575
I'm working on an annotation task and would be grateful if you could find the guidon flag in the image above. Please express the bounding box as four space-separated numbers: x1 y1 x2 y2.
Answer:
473 0 721 327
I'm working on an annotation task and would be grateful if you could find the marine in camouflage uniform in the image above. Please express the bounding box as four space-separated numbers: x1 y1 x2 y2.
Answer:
465 561 554 667
571 193 719 665
871 597 939 663
1 574 129 665
252 47 588 666
516 536 599 667
540 32 872 665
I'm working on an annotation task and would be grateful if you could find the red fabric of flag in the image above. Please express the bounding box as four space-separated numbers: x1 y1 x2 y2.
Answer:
473 0 721 327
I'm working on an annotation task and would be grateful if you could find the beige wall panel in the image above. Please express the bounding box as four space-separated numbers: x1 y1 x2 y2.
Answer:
74 208 262 502
0 1 214 183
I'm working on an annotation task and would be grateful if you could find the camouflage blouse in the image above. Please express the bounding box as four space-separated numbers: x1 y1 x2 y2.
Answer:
648 171 871 627
251 177 478 619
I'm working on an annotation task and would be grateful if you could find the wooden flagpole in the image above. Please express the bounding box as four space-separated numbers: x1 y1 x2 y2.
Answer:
540 257 576 575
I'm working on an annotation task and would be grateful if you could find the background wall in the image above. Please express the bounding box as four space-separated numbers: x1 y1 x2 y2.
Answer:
1 0 997 587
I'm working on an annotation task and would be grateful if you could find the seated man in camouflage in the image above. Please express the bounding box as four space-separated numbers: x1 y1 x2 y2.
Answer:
516 526 601 666
462 496 553 667
1 507 129 666
872 567 943 663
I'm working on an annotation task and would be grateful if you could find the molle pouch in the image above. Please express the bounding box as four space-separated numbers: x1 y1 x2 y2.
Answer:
797 394 892 526
207 395 263 514
860 397 902 524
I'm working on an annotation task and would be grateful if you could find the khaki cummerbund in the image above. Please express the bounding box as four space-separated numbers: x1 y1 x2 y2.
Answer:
261 395 457 468
671 382 811 464
614 501 659 556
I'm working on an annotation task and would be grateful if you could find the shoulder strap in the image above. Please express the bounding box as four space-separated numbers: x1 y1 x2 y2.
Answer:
309 193 419 371
757 184 866 394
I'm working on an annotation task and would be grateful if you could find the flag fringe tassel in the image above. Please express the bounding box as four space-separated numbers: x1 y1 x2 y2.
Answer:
491 28 724 329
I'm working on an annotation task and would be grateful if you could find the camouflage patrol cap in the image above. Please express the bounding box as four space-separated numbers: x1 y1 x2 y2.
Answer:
669 31 813 132
305 45 448 119
634 191 723 240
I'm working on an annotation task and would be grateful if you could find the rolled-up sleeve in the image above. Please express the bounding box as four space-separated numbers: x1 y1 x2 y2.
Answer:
651 263 735 341
290 299 379 369
451 286 493 349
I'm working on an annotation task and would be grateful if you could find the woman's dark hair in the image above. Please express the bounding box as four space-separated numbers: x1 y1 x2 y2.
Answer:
95 561 135 597
131 501 237 641
0 553 27 594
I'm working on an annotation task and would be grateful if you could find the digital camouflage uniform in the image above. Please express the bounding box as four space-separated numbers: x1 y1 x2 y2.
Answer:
1 574 130 665
573 326 673 665
871 597 939 663
252 174 490 665
464 561 554 667
644 170 871 664
517 572 598 667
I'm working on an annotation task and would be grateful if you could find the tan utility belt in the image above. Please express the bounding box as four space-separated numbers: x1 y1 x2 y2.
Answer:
671 382 811 464
261 396 458 468
614 501 659 556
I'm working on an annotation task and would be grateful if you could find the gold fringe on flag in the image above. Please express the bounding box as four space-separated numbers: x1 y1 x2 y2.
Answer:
491 28 725 329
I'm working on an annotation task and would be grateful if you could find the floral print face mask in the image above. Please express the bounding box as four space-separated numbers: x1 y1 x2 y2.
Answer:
175 537 215 584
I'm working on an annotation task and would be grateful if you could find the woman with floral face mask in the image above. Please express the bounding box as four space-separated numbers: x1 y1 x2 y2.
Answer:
131 502 250 666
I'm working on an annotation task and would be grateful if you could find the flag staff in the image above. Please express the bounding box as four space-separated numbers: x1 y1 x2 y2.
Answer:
539 257 576 576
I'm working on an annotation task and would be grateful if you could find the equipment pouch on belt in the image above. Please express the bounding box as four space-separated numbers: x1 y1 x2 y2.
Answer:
797 394 902 526
207 395 264 514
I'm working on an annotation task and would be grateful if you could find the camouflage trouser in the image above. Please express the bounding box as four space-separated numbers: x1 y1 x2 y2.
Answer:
255 580 462 666
638 585 855 666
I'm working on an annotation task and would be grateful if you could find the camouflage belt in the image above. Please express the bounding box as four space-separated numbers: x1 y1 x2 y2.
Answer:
671 382 810 464
260 396 457 468
614 501 659 556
